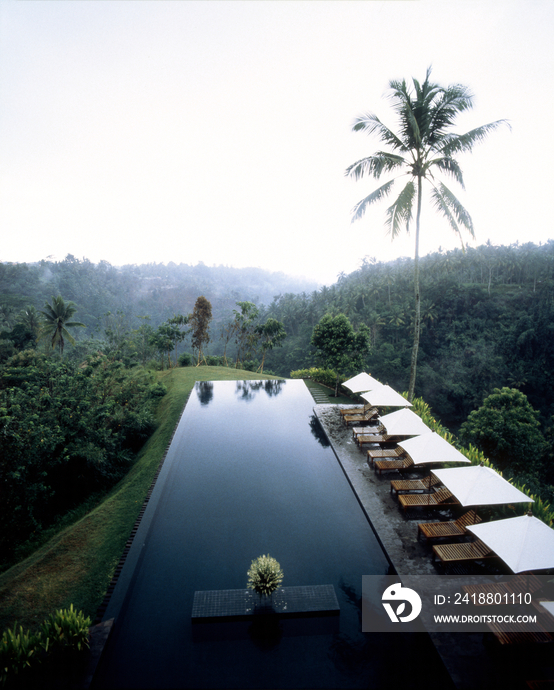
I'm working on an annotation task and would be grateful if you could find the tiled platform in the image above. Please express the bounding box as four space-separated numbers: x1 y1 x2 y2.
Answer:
191 584 340 622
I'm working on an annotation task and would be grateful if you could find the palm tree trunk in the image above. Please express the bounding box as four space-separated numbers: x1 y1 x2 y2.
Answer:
408 177 422 402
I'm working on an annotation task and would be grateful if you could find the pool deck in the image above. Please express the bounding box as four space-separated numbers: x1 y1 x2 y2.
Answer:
313 403 553 690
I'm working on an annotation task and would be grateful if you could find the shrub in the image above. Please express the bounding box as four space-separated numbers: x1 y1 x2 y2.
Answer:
148 382 167 398
290 367 342 390
247 554 284 597
178 353 193 367
40 605 91 653
0 625 42 684
0 605 90 685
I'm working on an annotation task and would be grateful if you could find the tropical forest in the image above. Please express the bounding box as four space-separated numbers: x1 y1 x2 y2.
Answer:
1 241 553 555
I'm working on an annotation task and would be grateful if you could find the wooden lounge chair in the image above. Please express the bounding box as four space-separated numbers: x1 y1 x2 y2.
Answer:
357 434 391 448
417 509 481 541
487 620 553 646
398 487 458 512
374 455 414 475
391 474 441 496
367 446 405 466
343 407 379 427
352 423 384 441
339 403 373 417
432 538 495 572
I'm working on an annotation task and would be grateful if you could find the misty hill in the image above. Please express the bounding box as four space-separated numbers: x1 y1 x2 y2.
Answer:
0 255 318 332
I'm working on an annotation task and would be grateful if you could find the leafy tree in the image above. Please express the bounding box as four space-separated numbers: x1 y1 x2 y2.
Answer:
39 296 86 356
311 313 371 396
346 67 507 401
232 301 260 369
149 320 184 370
459 387 548 474
189 296 212 366
166 314 189 366
129 317 157 366
255 318 286 373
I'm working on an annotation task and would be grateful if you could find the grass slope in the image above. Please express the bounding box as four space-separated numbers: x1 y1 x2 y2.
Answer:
0 366 283 634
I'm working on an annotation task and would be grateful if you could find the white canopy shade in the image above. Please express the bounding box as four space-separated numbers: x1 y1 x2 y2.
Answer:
432 464 534 508
539 602 554 618
379 408 431 438
342 373 382 393
467 514 554 573
398 431 471 466
360 385 412 408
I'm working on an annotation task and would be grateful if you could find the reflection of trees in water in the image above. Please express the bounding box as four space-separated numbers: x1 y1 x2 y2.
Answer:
263 380 285 397
309 414 330 447
235 379 286 402
196 381 214 405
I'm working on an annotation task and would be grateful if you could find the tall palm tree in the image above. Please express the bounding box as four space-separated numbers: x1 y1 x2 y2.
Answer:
40 295 86 356
346 67 508 401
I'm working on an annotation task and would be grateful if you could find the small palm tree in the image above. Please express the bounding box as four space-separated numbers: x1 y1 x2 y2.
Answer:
39 295 85 356
16 305 41 336
346 67 508 400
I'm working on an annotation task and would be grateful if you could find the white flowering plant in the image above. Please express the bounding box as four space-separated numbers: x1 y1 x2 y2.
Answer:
247 554 284 597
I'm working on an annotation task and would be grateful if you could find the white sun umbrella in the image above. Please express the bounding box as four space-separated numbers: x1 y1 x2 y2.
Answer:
466 513 554 573
379 408 431 438
360 385 412 408
342 373 382 393
398 431 471 466
431 464 534 508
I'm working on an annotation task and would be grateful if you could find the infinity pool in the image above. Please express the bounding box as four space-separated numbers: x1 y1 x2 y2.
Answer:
93 379 448 688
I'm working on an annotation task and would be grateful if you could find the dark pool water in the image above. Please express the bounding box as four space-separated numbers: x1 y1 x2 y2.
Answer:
93 379 450 689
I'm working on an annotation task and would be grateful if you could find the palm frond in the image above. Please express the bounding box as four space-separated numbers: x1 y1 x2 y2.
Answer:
352 113 407 151
350 179 396 223
385 180 415 239
438 120 510 156
39 305 57 321
61 327 77 347
428 84 474 141
345 152 406 180
431 182 475 243
428 156 465 188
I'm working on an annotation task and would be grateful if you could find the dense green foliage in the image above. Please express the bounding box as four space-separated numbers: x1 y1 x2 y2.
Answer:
0 350 164 563
460 387 548 475
262 241 554 433
290 368 342 389
0 605 91 685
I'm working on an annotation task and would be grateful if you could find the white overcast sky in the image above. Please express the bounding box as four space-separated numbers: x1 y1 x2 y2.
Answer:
1 1 553 285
